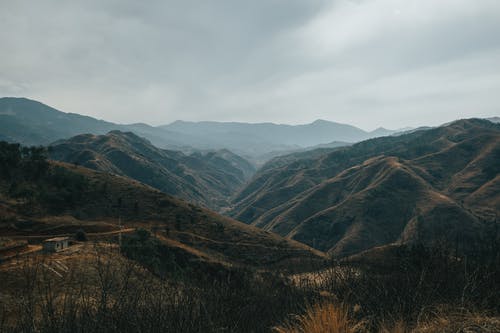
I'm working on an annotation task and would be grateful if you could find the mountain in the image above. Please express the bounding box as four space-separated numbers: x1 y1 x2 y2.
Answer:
253 141 352 168
0 97 202 150
160 119 405 164
0 97 401 165
0 143 324 269
162 119 371 146
0 97 116 145
229 119 500 257
49 131 255 210
369 127 398 137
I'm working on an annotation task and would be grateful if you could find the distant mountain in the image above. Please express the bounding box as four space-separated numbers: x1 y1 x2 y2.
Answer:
162 119 370 146
0 97 117 145
487 117 500 123
229 119 500 257
49 131 255 210
159 120 403 163
3 97 496 167
0 97 401 165
369 127 398 137
0 97 193 149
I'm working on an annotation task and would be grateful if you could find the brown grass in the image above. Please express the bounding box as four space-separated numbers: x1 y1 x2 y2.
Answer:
275 302 500 333
413 312 500 333
274 303 367 333
379 320 410 333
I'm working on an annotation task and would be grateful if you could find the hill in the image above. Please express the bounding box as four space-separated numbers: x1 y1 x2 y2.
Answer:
229 119 500 256
0 142 324 269
48 131 255 210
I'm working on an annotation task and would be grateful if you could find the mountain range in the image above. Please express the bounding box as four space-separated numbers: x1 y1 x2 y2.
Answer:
1 96 499 259
229 119 500 257
159 120 400 163
0 97 403 164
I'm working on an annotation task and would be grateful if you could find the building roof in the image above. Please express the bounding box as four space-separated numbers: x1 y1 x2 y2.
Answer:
44 237 70 242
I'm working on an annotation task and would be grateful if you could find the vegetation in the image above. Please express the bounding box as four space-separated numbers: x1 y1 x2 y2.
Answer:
0 240 498 332
0 244 311 333
276 240 500 332
274 303 361 333
121 228 167 276
74 229 88 241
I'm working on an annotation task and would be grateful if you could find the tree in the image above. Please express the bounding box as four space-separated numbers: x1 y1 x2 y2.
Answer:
75 229 88 241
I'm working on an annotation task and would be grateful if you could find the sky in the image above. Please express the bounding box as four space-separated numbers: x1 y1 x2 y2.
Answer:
1 0 499 130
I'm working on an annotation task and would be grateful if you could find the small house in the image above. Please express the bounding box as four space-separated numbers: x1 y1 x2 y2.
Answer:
43 237 70 253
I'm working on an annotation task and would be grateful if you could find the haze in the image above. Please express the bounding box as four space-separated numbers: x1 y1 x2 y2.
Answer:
1 0 499 130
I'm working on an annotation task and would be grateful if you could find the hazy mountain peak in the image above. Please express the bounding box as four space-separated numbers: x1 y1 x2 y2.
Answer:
311 119 332 125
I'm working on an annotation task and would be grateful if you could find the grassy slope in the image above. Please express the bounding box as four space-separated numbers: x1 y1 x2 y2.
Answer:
49 131 255 210
0 161 324 269
230 119 500 256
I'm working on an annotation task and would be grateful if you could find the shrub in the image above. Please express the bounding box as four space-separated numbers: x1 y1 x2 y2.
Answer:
75 229 88 242
274 303 365 333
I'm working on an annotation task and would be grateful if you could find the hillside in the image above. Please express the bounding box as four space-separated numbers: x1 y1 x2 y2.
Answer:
0 142 324 269
230 119 500 256
49 131 255 210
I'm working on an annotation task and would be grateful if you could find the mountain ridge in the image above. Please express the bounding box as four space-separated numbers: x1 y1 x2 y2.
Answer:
49 130 255 210
0 144 324 269
229 119 500 256
0 97 406 165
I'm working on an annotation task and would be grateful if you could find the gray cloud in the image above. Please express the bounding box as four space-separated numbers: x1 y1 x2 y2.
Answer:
0 0 499 130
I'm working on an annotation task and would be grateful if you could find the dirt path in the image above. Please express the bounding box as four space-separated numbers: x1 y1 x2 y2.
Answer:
7 228 136 241
0 244 43 262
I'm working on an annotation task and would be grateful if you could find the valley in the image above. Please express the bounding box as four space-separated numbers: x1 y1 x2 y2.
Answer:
2 2 500 330
0 98 498 332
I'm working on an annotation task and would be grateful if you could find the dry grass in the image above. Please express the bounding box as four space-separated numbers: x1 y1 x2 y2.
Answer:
379 320 411 333
274 303 367 333
413 312 500 333
275 302 500 333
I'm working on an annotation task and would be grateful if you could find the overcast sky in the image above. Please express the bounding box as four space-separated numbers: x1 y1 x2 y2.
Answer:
1 0 499 130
